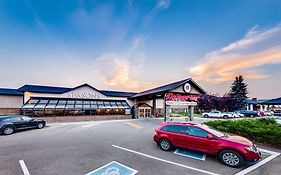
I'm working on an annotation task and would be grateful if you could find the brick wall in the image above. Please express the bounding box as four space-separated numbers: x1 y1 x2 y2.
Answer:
33 115 132 123
0 108 21 115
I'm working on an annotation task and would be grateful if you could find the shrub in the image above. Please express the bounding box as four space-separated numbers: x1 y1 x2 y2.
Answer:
204 118 281 147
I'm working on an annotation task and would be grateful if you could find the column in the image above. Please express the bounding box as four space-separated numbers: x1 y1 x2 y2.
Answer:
188 106 194 121
250 104 254 111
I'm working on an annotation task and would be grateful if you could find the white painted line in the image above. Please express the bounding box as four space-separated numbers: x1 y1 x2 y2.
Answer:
19 160 30 175
81 122 104 128
112 145 220 175
234 148 280 175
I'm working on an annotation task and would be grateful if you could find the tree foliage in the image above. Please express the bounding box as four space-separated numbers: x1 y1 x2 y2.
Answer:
198 94 239 112
229 75 248 109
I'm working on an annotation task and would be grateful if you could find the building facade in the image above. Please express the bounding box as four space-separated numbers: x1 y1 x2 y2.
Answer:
0 78 206 121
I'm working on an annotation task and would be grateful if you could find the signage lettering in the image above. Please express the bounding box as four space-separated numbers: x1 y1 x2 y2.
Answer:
165 93 198 101
67 92 101 99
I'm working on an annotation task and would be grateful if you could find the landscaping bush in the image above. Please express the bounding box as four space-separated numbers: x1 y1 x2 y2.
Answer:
204 118 281 147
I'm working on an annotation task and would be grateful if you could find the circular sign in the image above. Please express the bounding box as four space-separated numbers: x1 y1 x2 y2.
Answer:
183 83 192 93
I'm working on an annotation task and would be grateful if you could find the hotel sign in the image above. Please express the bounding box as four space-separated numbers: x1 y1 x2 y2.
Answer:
67 92 101 99
165 93 198 106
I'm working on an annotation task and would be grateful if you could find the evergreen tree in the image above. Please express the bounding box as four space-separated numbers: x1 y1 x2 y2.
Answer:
229 75 248 110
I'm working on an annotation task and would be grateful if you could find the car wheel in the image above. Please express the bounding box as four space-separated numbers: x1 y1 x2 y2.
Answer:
218 149 244 168
37 122 45 129
3 126 15 135
223 115 228 119
203 115 209 118
159 139 172 151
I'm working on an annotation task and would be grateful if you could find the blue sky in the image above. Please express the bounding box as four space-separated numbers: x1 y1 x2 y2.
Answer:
0 0 281 98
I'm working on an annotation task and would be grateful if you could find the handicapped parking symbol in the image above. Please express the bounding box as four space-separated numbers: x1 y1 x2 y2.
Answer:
101 167 121 175
86 161 138 175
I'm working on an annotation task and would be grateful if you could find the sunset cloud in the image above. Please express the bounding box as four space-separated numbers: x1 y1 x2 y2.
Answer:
93 36 155 91
189 25 281 83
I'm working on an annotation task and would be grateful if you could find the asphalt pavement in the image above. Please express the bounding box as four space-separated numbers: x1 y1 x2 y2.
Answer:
0 118 280 175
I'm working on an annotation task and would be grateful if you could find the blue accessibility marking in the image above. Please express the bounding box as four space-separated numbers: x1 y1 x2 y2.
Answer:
174 149 206 161
85 161 138 175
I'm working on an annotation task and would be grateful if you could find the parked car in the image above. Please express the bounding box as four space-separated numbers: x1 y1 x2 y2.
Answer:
274 110 281 116
276 117 281 124
263 111 274 116
235 110 259 118
0 115 46 135
154 122 261 168
202 111 239 119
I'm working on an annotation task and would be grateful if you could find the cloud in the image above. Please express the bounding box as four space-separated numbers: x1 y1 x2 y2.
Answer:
188 24 281 83
143 0 170 28
93 36 155 91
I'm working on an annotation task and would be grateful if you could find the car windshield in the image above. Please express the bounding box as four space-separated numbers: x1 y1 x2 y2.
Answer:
201 124 225 137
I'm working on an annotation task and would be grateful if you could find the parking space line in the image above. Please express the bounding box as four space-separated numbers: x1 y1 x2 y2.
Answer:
81 122 104 128
19 160 30 175
112 145 220 175
125 122 143 129
234 148 280 175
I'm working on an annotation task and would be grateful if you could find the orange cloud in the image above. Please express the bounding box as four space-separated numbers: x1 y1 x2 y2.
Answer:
189 25 281 83
93 37 156 92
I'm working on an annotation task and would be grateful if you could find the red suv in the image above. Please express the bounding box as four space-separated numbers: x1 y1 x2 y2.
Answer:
154 122 261 168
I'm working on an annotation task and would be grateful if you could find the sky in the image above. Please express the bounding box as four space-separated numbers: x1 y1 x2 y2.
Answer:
0 0 281 99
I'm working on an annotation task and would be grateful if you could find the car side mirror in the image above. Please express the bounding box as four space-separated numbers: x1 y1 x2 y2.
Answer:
207 134 213 139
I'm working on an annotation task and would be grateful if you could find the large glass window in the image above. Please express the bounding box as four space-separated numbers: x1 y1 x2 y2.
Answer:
22 99 39 109
33 99 49 109
65 100 75 110
56 100 67 109
90 101 98 109
104 102 112 109
97 101 106 109
75 101 83 109
83 101 91 110
45 100 58 109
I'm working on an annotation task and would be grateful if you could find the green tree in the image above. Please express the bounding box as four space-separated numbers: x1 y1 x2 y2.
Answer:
229 75 248 110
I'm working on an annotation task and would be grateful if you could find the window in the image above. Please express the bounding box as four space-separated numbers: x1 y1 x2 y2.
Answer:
22 116 32 121
65 101 75 109
83 101 91 109
104 102 112 109
0 117 11 122
188 127 208 138
56 100 67 109
75 101 83 109
45 100 58 109
11 117 23 122
161 125 188 135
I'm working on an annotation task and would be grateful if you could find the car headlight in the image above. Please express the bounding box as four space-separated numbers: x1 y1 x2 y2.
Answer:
245 145 258 153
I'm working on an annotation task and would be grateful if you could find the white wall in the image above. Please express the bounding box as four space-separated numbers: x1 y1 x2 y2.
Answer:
0 95 23 108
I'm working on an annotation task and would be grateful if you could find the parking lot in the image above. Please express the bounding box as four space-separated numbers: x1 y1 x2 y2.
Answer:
0 118 280 175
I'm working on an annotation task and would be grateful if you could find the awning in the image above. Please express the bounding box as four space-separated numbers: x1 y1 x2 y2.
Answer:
22 97 131 110
263 97 281 105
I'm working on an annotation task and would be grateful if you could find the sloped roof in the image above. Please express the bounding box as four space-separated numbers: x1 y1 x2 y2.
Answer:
18 85 71 94
263 97 281 105
100 90 137 97
129 78 206 99
17 84 137 97
0 88 23 96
